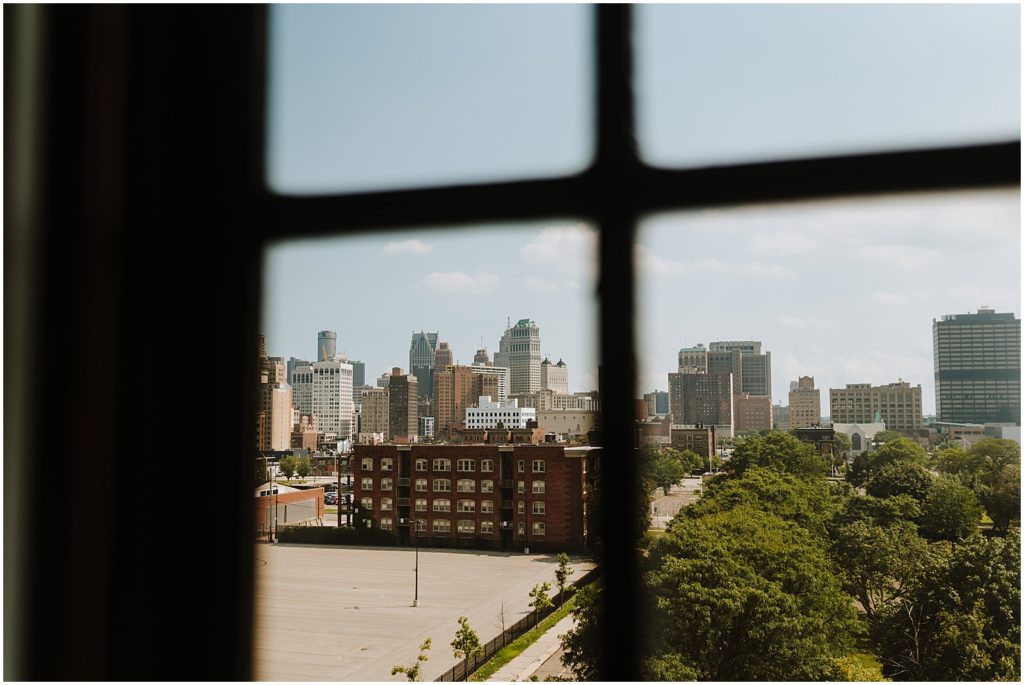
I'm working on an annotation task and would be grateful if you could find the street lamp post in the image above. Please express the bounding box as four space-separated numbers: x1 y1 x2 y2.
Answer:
335 452 341 528
413 539 419 607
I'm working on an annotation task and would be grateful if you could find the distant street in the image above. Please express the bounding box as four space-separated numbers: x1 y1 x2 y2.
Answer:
650 476 705 529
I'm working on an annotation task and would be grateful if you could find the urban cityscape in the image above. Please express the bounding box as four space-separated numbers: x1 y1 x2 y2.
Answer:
255 305 1021 681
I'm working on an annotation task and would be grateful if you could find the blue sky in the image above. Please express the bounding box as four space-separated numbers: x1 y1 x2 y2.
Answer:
261 4 1020 414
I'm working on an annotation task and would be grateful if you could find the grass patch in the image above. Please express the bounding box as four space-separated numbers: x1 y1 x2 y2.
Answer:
468 596 577 682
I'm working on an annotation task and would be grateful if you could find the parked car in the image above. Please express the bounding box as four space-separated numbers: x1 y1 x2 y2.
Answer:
324 492 339 505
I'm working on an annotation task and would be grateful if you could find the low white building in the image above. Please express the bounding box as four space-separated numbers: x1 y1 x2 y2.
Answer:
464 395 536 430
832 422 885 454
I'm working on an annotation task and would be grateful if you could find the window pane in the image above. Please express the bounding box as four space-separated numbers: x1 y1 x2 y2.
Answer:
267 5 593 195
637 5 1020 168
637 189 1020 427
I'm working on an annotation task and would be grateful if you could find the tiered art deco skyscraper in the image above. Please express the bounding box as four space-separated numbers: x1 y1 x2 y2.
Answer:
933 308 1020 425
495 319 542 395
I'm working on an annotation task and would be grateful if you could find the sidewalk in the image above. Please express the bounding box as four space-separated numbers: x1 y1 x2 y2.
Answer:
486 612 576 682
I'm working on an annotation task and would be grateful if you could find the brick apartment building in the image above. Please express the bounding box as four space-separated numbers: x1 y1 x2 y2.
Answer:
352 443 596 552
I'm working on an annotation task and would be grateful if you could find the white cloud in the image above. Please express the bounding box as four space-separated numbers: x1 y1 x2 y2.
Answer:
852 244 942 270
420 271 499 294
523 276 562 294
634 245 793 279
521 224 596 264
777 315 835 330
749 232 820 257
382 239 433 255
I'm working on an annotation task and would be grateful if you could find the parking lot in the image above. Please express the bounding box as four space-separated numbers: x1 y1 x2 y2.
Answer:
253 543 594 681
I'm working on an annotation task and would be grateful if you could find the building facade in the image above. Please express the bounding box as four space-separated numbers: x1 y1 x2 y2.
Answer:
469 364 510 402
772 404 790 431
788 376 821 429
709 340 772 398
387 368 419 442
669 426 715 460
317 330 337 362
677 344 708 373
465 396 537 430
830 381 925 432
540 358 569 394
933 308 1021 425
536 410 597 439
311 358 354 440
360 386 389 436
351 443 592 551
643 390 669 417
734 394 773 434
668 372 733 432
409 331 439 400
495 319 542 395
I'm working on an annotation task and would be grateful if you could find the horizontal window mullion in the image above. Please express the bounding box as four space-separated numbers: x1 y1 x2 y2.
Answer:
256 141 1017 240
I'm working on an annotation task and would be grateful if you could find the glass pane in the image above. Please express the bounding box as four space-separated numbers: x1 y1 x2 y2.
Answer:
256 222 599 680
634 189 1020 680
637 5 1020 168
637 189 1020 424
267 5 592 195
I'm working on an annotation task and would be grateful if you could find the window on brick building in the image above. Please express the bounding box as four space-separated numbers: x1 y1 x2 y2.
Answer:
360 478 373 491
381 498 393 511
415 499 427 512
531 522 546 536
532 459 545 473
457 500 475 513
457 459 474 472
533 501 545 515
381 458 393 471
457 479 475 493
481 500 494 514
433 519 451 534
532 480 545 495
415 459 427 472
433 459 451 472
361 458 373 471
457 520 475 534
381 478 392 491
481 459 494 472
481 480 494 493
415 479 427 492
433 479 450 492
433 499 451 512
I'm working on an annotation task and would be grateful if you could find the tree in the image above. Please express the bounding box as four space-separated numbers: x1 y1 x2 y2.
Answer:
847 437 927 486
980 463 1020 533
870 534 1020 681
648 449 685 496
872 429 907 446
295 456 312 479
829 519 930 619
676 448 704 476
969 438 1021 485
529 582 553 612
554 553 573 605
278 455 298 481
642 506 860 680
919 476 983 542
391 637 431 682
495 598 509 646
864 460 934 502
559 583 602 681
683 466 836 541
450 616 482 665
727 432 828 480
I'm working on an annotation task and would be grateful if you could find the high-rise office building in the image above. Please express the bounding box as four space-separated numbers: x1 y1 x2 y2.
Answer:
359 386 389 436
540 358 568 394
286 357 312 386
789 376 821 429
387 367 419 441
311 358 354 440
495 319 542 394
677 344 708 373
257 336 292 451
668 371 733 432
709 340 772 398
469 364 510 402
350 360 365 388
434 342 454 371
933 308 1021 425
317 330 337 362
290 364 314 415
643 390 669 416
830 381 924 431
473 348 491 366
409 331 439 400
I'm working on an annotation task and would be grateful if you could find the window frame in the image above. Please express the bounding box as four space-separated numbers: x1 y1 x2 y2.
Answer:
254 7 1019 682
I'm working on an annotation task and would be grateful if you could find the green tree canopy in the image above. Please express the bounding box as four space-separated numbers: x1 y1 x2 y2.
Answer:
727 432 828 480
391 638 431 682
554 553 573 604
980 463 1021 533
864 460 934 502
870 534 1020 681
829 519 930 619
683 466 836 541
847 437 927 486
642 506 860 680
529 582 553 612
919 476 984 542
278 455 298 480
295 456 312 479
645 447 686 496
450 616 482 661
559 583 602 681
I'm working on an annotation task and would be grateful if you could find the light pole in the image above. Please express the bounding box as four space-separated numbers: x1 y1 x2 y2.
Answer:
413 538 420 607
335 452 341 528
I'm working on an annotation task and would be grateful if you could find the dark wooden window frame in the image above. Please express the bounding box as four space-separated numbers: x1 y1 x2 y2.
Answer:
6 4 1017 681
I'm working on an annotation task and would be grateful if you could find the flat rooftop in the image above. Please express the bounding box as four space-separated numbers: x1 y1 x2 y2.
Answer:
253 543 594 681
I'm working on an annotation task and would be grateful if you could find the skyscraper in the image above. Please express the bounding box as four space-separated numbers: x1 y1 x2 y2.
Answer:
473 348 491 366
709 340 772 398
434 341 454 371
933 307 1021 424
311 358 354 440
409 331 439 400
495 319 542 395
388 367 419 441
317 330 337 362
677 344 708 373
830 381 924 431
668 371 734 434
